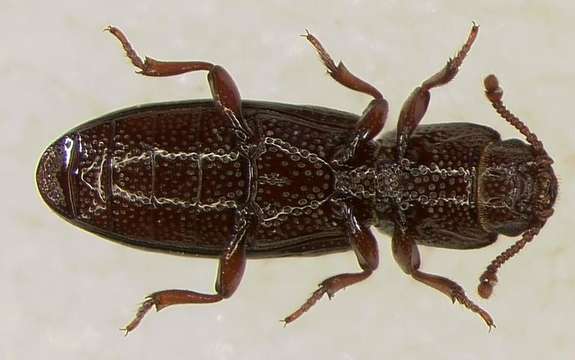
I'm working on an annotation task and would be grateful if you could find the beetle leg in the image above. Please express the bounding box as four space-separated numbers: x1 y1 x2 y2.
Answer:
122 213 249 334
396 24 479 157
391 227 495 329
303 31 388 162
105 26 253 139
283 203 378 324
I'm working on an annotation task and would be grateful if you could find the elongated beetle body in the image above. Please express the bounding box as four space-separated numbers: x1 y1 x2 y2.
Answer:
36 25 557 333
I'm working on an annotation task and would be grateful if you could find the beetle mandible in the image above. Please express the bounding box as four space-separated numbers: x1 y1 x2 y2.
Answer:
35 24 557 333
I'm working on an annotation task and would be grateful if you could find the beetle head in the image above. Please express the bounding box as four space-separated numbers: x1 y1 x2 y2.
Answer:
477 138 557 236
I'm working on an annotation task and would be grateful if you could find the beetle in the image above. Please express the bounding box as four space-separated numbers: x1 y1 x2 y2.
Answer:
36 24 557 333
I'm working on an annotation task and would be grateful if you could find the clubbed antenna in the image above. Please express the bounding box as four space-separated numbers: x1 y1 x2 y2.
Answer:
478 74 554 299
483 74 545 154
478 227 540 299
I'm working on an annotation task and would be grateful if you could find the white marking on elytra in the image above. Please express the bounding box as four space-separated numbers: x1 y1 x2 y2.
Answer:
404 161 476 207
80 147 241 214
80 152 107 203
258 137 334 224
79 136 338 221
258 173 290 186
338 158 477 212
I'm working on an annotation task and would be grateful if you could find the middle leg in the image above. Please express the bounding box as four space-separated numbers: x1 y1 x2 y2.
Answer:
283 203 379 324
304 31 389 163
106 26 253 140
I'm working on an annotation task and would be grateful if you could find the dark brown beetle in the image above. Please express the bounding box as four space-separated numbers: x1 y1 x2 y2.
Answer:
36 24 557 333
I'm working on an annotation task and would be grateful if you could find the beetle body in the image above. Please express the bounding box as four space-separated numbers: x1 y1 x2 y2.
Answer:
36 25 557 332
38 99 512 256
37 100 364 258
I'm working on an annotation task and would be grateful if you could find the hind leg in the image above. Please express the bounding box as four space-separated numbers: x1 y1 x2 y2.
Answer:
283 203 379 324
106 26 253 140
123 213 250 334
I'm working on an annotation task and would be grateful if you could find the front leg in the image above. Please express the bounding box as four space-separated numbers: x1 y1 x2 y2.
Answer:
392 227 494 329
106 26 253 140
283 203 379 324
396 23 479 158
304 31 389 164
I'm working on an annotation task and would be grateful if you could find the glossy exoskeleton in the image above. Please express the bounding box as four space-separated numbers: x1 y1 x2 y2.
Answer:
36 25 557 333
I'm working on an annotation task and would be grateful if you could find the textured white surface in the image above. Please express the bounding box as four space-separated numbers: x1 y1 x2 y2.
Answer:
2 0 574 359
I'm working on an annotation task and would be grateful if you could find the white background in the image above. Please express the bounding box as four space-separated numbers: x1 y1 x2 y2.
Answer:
2 1 574 359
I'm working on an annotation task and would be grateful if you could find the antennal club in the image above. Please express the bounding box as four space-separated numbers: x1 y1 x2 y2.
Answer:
478 227 541 299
